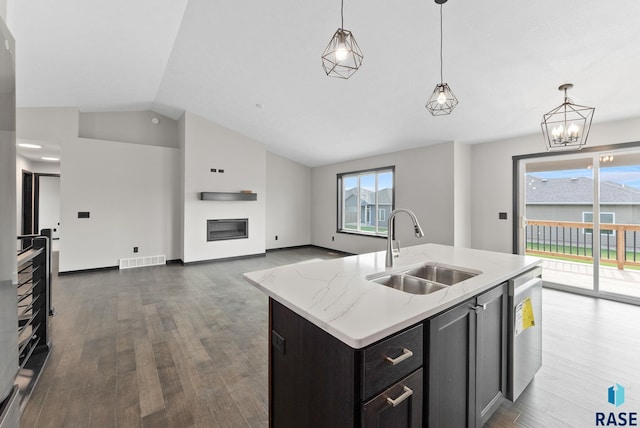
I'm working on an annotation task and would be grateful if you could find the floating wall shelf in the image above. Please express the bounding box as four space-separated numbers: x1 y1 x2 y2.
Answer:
200 192 257 201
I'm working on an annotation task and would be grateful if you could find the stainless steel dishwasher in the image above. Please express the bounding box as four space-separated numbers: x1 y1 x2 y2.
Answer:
507 265 542 402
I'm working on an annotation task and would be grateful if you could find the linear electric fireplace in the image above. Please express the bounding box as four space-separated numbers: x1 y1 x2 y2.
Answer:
207 218 248 241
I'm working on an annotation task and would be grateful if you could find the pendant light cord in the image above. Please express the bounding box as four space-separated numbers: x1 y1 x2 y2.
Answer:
341 0 344 29
439 4 444 84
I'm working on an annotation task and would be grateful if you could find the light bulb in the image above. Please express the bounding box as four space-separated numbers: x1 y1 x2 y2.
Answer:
437 90 447 105
568 123 579 138
335 43 348 61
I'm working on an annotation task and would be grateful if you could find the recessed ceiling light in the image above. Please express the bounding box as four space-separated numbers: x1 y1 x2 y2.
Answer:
151 117 160 124
18 143 42 149
41 157 59 161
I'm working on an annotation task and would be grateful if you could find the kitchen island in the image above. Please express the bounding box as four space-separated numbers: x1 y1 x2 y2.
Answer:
244 244 542 427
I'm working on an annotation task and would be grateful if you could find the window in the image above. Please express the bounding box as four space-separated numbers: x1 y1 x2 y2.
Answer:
337 167 394 236
583 212 616 236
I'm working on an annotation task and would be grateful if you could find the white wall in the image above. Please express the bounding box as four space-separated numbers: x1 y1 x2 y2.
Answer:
17 107 78 141
17 107 312 270
59 138 180 272
1 1 6 23
182 111 266 263
30 160 60 174
453 142 471 248
79 111 179 148
470 116 640 253
311 143 456 255
266 152 311 249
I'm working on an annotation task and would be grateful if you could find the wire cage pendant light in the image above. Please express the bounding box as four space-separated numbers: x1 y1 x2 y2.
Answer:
426 0 458 116
541 83 595 151
321 0 363 79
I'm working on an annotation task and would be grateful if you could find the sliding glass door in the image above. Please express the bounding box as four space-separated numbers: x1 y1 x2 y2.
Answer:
517 147 640 302
597 152 640 298
520 154 596 292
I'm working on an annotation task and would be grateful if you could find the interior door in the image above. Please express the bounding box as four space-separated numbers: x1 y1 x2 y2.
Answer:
36 175 61 250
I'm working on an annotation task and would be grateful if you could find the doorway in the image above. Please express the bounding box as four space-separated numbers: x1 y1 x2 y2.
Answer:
515 145 640 303
21 170 34 249
21 172 61 251
35 174 61 251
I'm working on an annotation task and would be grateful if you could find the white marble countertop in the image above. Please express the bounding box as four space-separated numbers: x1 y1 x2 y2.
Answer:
243 243 541 349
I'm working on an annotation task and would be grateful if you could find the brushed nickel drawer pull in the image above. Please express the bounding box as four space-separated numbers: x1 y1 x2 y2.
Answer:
385 348 413 365
386 386 413 407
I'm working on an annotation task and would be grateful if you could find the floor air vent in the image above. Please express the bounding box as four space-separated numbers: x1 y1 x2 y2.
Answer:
119 255 166 269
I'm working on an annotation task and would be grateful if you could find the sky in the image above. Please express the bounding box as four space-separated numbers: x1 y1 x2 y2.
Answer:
532 165 640 190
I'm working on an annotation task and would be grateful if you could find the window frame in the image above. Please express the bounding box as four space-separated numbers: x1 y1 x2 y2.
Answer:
378 208 386 223
582 211 616 236
336 166 395 238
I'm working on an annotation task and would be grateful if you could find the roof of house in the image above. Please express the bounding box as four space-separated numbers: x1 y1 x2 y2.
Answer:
526 175 640 204
345 188 393 206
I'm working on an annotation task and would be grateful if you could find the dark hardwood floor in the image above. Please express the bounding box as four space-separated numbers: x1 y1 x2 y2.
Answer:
20 247 640 427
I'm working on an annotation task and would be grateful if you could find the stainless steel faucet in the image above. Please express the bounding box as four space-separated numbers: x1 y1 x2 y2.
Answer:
386 208 424 268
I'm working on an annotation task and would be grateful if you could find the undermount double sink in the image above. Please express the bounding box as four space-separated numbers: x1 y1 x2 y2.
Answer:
366 263 481 295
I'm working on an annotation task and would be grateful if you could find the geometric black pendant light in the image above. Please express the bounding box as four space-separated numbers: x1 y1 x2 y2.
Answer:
425 0 458 116
321 0 364 79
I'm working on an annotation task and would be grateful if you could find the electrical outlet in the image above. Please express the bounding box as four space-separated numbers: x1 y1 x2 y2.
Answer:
332 236 335 241
210 168 217 172
133 246 139 253
218 169 225 173
275 235 278 240
499 212 508 220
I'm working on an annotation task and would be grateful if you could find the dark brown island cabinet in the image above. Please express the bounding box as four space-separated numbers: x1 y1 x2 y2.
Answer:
268 282 507 428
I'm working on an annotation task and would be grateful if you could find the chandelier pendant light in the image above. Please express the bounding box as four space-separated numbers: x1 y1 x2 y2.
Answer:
321 0 363 79
541 83 595 151
426 0 458 116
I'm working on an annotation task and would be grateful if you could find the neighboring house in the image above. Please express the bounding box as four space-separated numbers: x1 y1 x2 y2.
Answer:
525 175 640 251
344 188 393 229
525 175 640 224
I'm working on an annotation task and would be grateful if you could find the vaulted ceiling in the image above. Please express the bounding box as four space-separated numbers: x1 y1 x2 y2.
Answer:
8 0 640 167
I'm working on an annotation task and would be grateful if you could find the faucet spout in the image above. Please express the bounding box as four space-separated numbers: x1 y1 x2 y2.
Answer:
385 208 424 268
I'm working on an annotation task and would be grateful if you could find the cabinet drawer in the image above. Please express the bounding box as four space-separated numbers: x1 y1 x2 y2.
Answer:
362 368 423 427
362 324 423 401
